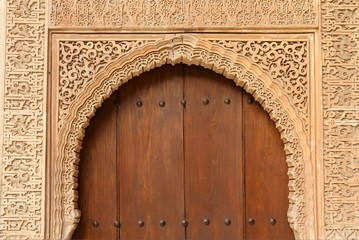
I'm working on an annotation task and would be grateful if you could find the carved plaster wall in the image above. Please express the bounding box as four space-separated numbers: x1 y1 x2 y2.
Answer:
0 0 358 239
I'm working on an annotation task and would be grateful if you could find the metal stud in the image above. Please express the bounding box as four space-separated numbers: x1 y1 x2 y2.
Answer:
247 97 254 104
224 98 231 105
224 218 231 226
138 220 145 227
181 219 188 227
203 99 210 105
248 218 255 225
203 219 210 225
181 98 187 107
136 100 143 107
113 220 121 228
159 101 165 107
269 218 276 225
92 220 99 228
160 220 166 227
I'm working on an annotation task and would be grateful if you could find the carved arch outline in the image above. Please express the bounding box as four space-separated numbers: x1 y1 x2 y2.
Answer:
54 34 313 239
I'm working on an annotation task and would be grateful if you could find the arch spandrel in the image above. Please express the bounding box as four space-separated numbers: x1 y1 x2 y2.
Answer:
53 34 313 239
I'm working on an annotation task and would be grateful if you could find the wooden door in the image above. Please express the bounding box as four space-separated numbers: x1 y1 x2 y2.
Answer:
73 64 294 240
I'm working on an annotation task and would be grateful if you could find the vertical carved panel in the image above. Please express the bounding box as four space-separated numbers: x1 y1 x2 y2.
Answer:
322 0 359 238
1 0 45 239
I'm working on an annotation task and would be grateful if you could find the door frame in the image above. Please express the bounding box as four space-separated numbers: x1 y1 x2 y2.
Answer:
47 33 315 239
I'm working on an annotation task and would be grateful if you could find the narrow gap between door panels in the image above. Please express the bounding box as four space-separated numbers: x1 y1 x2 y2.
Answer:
115 90 120 240
242 91 247 240
182 64 187 240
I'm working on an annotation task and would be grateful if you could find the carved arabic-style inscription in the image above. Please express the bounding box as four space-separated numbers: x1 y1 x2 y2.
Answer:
1 0 45 239
50 0 317 27
322 0 359 238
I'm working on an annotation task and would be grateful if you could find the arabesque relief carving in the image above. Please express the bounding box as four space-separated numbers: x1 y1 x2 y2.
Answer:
58 38 309 132
50 0 317 28
50 34 313 239
58 40 156 129
322 0 359 238
208 39 308 127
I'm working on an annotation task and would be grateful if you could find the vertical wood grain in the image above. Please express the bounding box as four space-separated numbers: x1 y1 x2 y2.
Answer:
118 65 185 239
184 66 244 240
243 92 294 239
73 94 118 239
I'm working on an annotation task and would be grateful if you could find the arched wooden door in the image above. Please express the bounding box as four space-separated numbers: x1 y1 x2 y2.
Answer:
72 64 294 240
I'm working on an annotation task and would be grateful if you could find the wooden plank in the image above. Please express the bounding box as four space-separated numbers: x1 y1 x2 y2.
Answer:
72 93 118 239
184 66 244 240
243 92 294 239
118 64 185 239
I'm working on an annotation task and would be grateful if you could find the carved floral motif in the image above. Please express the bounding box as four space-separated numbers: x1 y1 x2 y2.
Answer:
58 40 155 129
58 38 309 131
209 40 308 126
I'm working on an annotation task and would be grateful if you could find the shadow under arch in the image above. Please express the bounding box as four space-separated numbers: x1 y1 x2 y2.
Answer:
53 34 313 239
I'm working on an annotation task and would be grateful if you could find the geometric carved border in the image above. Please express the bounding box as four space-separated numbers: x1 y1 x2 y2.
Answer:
49 34 314 239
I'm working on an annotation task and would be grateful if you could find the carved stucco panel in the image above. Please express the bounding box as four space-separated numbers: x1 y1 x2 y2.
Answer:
58 39 156 129
207 39 308 128
49 34 313 239
322 0 359 238
50 0 318 28
58 37 309 132
0 0 46 239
